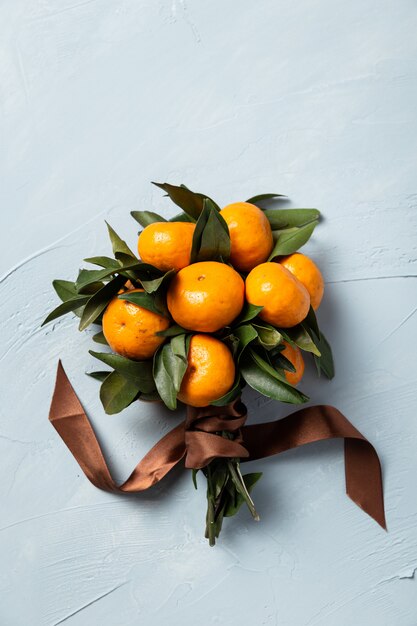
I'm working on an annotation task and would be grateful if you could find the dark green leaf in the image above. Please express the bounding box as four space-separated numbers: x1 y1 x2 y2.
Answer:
264 208 320 229
192 469 199 489
83 256 120 269
75 261 144 291
129 263 164 282
249 349 291 384
313 331 335 379
282 325 321 356
79 275 126 331
100 371 139 414
271 352 296 373
240 350 308 404
76 268 114 289
224 473 263 517
246 193 285 204
92 330 108 345
141 269 176 294
234 302 263 325
169 212 195 223
269 220 318 259
171 333 189 362
211 374 243 406
131 211 166 227
190 201 231 263
52 279 78 301
42 295 90 326
302 305 320 339
89 350 156 393
139 390 162 402
156 324 187 338
118 291 168 317
106 221 136 261
77 281 105 295
153 340 189 410
152 181 220 219
233 324 258 357
86 370 110 382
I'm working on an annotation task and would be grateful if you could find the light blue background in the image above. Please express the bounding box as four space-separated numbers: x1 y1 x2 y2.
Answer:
1 1 417 624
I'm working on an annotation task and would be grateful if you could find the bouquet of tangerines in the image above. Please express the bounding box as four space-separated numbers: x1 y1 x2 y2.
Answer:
44 182 333 545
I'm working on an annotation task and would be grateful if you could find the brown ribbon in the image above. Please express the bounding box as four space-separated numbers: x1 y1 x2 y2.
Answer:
49 361 386 529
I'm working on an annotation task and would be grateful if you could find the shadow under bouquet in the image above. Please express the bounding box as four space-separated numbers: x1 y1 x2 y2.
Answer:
44 182 385 545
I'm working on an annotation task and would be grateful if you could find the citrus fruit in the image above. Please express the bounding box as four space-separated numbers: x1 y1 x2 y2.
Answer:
167 261 244 332
280 341 305 386
138 222 195 272
178 334 235 407
102 289 169 360
280 253 324 310
220 202 273 272
245 262 310 328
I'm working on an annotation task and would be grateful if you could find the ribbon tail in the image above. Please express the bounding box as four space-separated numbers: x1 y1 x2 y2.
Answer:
345 439 386 530
49 361 186 493
241 405 386 530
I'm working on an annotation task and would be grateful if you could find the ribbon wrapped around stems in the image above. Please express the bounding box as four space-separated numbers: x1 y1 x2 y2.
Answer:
49 361 386 529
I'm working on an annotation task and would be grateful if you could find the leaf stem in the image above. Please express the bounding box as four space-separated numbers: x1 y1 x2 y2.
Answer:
227 459 260 521
205 465 216 547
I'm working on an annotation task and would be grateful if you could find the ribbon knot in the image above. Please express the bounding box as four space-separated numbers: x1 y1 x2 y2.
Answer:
184 400 250 469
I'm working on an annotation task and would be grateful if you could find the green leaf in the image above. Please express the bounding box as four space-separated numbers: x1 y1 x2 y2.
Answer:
153 341 189 410
86 370 111 382
302 305 320 339
224 473 263 517
233 324 258 357
42 295 90 326
152 182 220 219
192 469 199 489
211 374 243 406
240 350 308 404
156 324 187 338
118 291 168 317
246 193 285 205
139 390 162 402
264 209 320 229
282 326 321 356
83 256 120 269
100 371 139 414
106 221 136 261
77 281 105 295
75 261 143 291
51 279 88 319
79 274 126 331
129 263 164 282
131 211 166 227
171 333 189 362
52 279 78 301
271 350 296 373
141 269 176 294
234 302 263 325
92 330 108 345
169 212 195 223
252 323 282 350
269 220 318 259
313 331 335 379
89 351 156 393
190 201 231 263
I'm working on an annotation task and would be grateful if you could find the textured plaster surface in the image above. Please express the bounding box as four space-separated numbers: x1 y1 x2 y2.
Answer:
1 1 417 624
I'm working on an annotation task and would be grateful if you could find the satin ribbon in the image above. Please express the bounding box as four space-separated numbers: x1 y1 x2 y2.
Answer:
49 361 386 529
